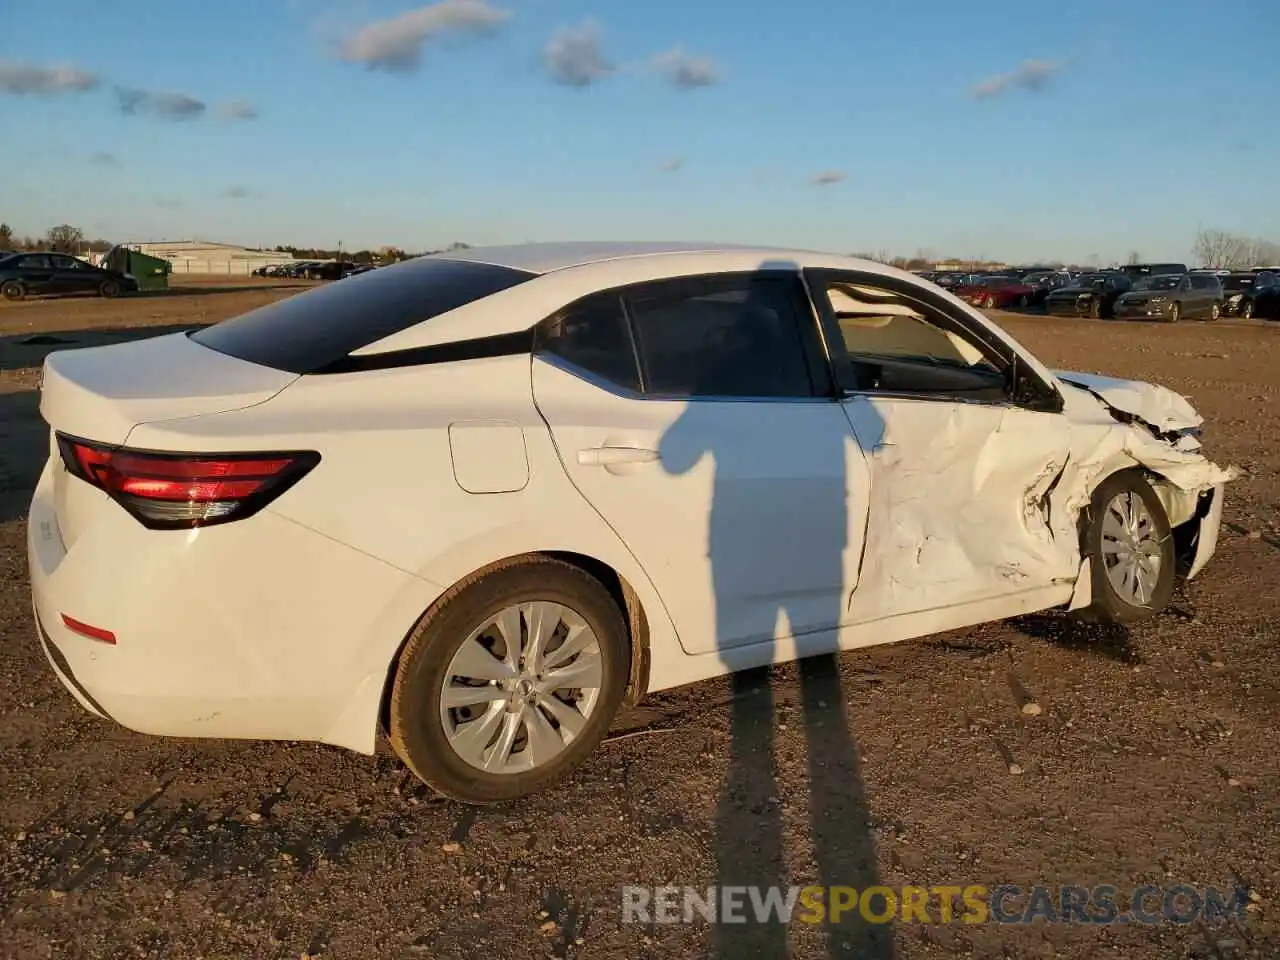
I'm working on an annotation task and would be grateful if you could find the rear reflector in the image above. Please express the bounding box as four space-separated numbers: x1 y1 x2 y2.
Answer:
61 614 117 645
56 434 319 529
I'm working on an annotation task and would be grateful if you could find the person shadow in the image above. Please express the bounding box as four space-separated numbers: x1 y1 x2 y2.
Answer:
655 266 895 959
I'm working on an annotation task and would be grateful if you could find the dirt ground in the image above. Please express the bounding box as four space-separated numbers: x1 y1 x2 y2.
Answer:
0 280 1276 960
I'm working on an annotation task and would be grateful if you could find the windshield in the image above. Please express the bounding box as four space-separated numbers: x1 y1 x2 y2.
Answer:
1134 275 1183 291
1222 276 1254 291
1073 274 1110 287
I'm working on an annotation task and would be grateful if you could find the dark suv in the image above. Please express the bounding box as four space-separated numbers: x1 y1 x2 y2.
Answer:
0 252 138 301
1222 271 1280 319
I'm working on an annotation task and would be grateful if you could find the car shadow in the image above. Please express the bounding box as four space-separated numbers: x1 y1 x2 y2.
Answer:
0 324 206 373
0 386 46 523
657 263 893 959
134 283 314 298
1011 612 1137 663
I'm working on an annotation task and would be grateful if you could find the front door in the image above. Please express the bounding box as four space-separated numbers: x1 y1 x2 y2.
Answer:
532 273 871 656
806 268 1076 624
51 256 98 294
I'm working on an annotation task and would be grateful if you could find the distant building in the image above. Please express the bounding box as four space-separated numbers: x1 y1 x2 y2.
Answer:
123 239 295 275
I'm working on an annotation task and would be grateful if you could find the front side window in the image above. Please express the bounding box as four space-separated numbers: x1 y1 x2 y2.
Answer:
624 275 817 399
807 273 1013 402
53 256 86 270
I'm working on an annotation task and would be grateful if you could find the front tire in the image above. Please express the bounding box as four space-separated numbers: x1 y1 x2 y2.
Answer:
99 279 121 299
388 557 630 804
1075 470 1175 625
1241 300 1254 320
983 294 996 309
1168 301 1181 323
1209 301 1220 321
1 281 24 302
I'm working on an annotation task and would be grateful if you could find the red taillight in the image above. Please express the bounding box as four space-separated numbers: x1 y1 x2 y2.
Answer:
56 434 319 529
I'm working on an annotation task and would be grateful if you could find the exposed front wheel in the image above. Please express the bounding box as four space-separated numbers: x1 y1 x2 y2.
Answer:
1090 299 1103 319
1074 470 1175 625
983 294 996 309
99 279 121 299
388 557 630 803
1241 300 1254 320
0 281 24 302
1168 302 1181 323
1209 301 1220 321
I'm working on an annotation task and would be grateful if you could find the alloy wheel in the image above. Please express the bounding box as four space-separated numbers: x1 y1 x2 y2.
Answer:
439 602 603 774
1100 491 1163 606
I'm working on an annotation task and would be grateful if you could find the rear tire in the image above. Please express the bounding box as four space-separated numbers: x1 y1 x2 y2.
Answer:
1 281 24 302
1074 470 1175 625
388 557 630 804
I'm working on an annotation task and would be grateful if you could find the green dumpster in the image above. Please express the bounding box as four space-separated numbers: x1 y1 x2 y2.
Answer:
102 245 171 292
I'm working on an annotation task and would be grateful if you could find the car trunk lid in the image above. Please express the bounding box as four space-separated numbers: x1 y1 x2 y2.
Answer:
39 331 297 547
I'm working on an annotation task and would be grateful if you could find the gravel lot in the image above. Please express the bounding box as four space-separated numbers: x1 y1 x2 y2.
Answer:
1 281 1277 959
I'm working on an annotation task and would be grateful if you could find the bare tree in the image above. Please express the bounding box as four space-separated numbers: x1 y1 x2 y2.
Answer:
1243 236 1280 268
1192 229 1252 269
45 224 85 254
1127 250 1141 265
0 223 13 250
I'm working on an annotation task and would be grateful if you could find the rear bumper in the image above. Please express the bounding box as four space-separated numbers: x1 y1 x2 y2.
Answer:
27 455 440 753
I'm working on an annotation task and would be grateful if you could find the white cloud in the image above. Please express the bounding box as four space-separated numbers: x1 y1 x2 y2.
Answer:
88 151 118 166
971 58 1067 99
809 170 847 187
0 60 99 95
339 0 509 72
216 99 259 121
651 48 720 89
543 20 614 87
659 156 685 173
116 88 207 120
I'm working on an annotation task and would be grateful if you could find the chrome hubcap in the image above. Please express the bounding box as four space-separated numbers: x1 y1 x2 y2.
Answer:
1100 492 1163 606
440 602 603 774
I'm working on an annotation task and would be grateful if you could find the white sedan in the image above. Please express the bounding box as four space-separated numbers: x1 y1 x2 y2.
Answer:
28 242 1235 803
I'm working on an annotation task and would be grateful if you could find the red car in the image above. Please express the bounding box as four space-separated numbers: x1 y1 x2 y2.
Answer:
955 275 1035 310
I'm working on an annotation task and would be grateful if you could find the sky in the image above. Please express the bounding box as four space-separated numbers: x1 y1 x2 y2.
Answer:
1 0 1277 264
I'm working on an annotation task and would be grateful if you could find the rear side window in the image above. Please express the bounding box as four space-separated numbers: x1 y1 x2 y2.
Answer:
192 258 536 374
537 293 641 392
626 276 816 399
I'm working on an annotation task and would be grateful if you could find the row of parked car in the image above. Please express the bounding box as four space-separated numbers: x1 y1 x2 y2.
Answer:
253 261 375 281
914 263 1280 321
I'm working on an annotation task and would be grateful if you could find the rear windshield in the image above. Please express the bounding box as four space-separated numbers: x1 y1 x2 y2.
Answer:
191 258 536 373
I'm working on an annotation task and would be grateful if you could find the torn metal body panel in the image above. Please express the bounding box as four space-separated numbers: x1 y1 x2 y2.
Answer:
841 370 1235 626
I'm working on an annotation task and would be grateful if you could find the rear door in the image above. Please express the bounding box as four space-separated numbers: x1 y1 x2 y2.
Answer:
532 272 871 656
16 254 55 295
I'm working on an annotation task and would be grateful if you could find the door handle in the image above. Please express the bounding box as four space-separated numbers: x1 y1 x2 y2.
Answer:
577 445 659 466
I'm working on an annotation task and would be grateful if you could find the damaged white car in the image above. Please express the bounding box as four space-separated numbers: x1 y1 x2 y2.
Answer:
28 242 1236 803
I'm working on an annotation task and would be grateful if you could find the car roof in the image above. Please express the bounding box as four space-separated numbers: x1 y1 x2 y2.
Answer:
423 240 840 275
